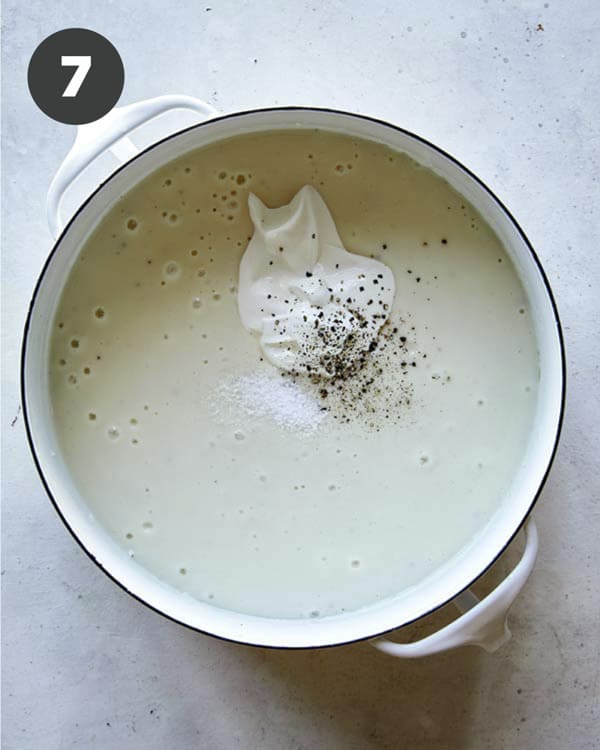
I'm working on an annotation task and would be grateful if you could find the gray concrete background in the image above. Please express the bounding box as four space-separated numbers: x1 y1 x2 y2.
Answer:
2 1 599 748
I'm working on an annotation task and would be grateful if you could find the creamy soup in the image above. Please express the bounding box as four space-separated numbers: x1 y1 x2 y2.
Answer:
49 130 538 618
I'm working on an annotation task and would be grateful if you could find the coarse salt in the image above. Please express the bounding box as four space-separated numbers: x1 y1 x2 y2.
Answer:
215 372 327 432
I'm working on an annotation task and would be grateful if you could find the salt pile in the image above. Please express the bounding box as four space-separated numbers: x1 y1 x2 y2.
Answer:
215 372 327 433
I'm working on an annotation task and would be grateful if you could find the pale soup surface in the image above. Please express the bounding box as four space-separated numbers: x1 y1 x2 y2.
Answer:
49 130 538 618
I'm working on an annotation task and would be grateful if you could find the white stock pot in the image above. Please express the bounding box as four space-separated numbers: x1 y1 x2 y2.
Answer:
22 96 565 656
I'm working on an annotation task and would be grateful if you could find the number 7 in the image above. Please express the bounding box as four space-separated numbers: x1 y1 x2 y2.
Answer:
61 55 92 97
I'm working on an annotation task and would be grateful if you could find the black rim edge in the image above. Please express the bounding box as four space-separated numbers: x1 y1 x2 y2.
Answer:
20 105 567 650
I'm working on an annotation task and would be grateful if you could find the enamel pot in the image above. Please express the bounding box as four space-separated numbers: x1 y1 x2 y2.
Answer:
22 97 565 655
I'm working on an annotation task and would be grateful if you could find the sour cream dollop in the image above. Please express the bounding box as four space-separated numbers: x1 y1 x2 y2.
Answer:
238 186 395 378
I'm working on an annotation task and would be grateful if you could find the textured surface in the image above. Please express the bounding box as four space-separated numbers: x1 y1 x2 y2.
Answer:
2 1 599 748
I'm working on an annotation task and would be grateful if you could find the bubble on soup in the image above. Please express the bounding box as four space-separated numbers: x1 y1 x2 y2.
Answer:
163 261 181 280
161 210 179 224
234 430 245 441
192 297 203 310
107 426 120 440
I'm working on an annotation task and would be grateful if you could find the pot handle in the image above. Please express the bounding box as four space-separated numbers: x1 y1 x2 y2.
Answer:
370 519 538 658
46 95 218 239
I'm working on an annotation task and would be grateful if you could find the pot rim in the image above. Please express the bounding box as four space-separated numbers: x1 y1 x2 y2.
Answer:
21 106 567 649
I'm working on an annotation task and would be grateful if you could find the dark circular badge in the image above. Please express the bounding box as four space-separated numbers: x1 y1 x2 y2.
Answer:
28 28 124 125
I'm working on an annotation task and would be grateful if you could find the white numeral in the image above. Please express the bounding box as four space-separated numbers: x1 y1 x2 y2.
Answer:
61 55 92 97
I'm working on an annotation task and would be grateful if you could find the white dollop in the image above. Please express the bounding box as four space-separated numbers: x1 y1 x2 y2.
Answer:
238 186 395 376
